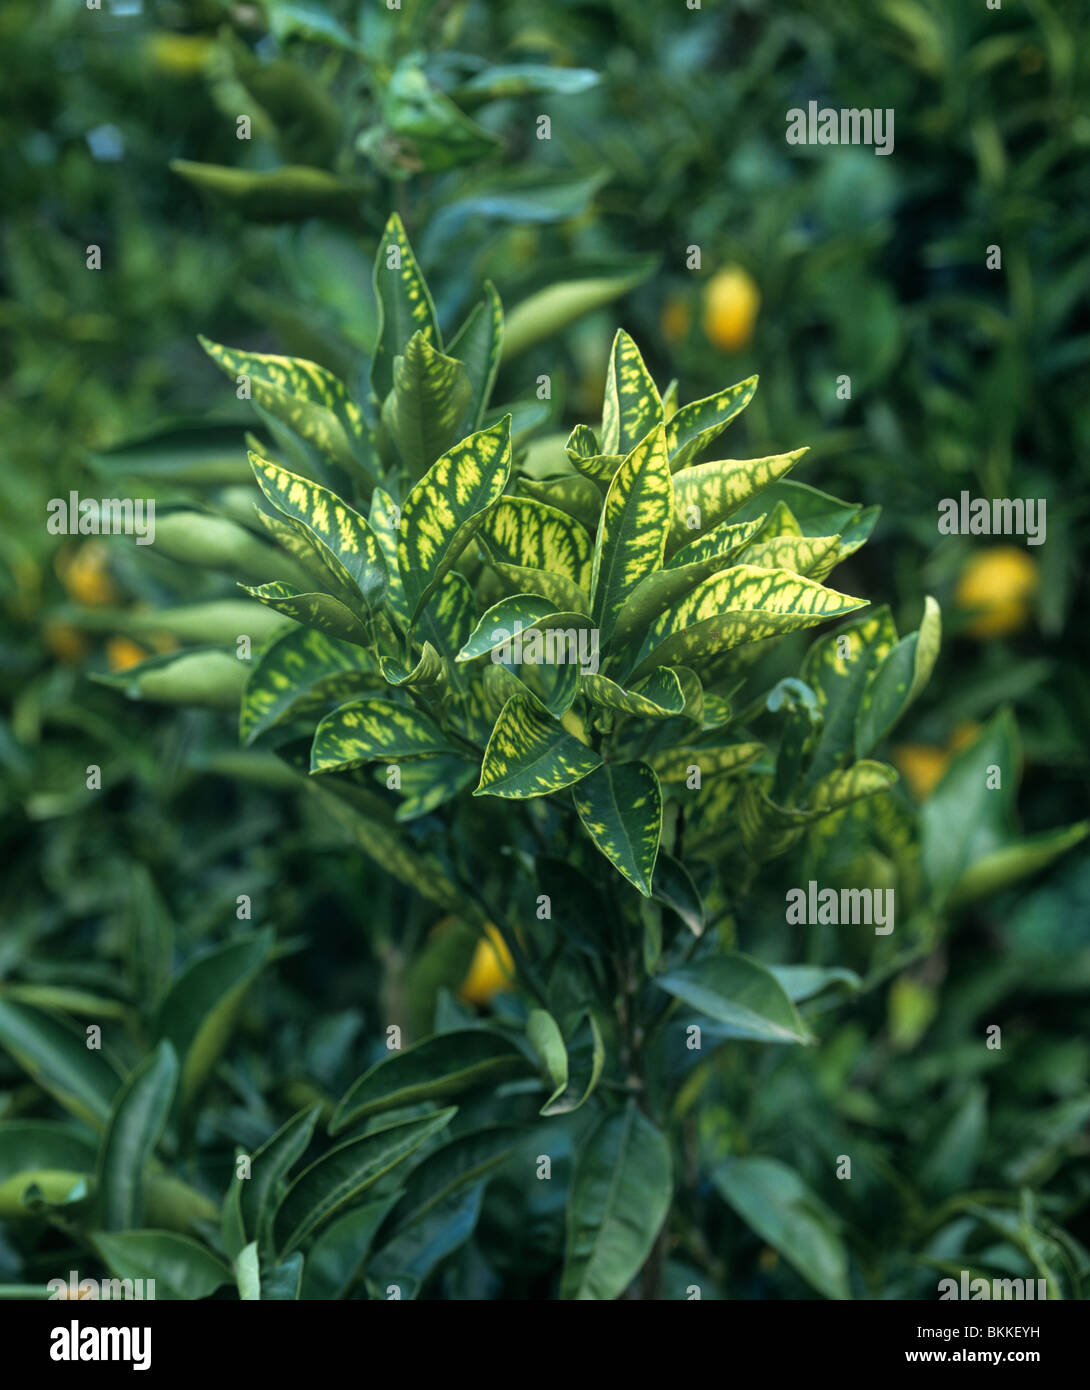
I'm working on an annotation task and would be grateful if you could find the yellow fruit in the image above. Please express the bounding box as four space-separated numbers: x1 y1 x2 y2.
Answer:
44 622 89 665
891 743 950 801
949 721 981 753
57 543 118 606
702 266 760 352
458 924 515 1006
146 32 214 76
955 547 1039 639
106 636 149 672
660 294 692 345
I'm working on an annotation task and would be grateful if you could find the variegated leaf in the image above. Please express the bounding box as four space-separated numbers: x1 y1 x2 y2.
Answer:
199 337 370 475
590 423 673 645
518 476 603 533
646 741 764 783
382 331 473 482
241 582 370 647
489 562 590 615
418 570 478 672
666 374 759 471
737 533 841 579
666 515 768 569
375 641 445 693
565 423 624 488
387 754 479 822
368 487 411 631
250 455 387 608
312 698 457 773
447 281 503 433
800 606 899 785
582 669 685 719
241 626 378 746
397 417 512 622
601 330 663 456
475 694 601 799
571 762 662 896
626 565 867 682
854 596 942 758
610 518 769 652
737 761 898 861
669 450 807 551
456 594 587 664
477 496 593 591
371 211 440 402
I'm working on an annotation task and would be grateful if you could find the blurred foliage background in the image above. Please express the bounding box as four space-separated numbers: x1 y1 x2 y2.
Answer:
1 0 1087 1298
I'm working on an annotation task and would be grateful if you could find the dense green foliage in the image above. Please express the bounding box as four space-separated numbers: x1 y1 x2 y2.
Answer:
2 0 1087 1303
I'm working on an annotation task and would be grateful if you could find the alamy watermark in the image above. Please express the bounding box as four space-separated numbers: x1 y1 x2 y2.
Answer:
46 492 155 545
786 881 894 935
47 1270 155 1300
937 492 1045 546
938 1272 1049 1301
786 101 894 156
490 621 600 676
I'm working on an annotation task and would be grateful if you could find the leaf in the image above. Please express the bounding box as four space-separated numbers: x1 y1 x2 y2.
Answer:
477 496 593 590
601 330 663 455
582 668 685 719
646 741 763 784
447 281 503 433
501 257 658 361
261 1253 304 1300
538 1012 605 1116
712 1157 850 1299
655 953 812 1043
947 821 1090 908
572 762 662 896
518 475 603 532
374 59 502 175
0 1001 120 1129
666 375 759 471
527 1010 568 1110
274 1109 456 1255
369 487 411 629
475 693 601 798
238 1105 322 1255
612 516 768 649
382 330 473 481
92 1230 233 1301
456 593 581 663
155 932 274 1111
97 1042 178 1231
920 708 1020 901
800 607 899 784
250 454 387 608
371 211 440 402
171 160 369 225
626 565 867 682
590 423 673 644
854 596 942 756
240 581 370 647
385 1128 518 1232
311 699 457 773
562 1102 672 1300
199 336 369 470
91 647 248 710
241 626 377 746
740 533 841 579
331 1031 531 1132
367 1183 483 1292
300 1194 401 1299
235 1241 260 1301
767 966 862 1002
455 64 600 103
651 851 705 936
669 449 806 549
397 417 512 622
